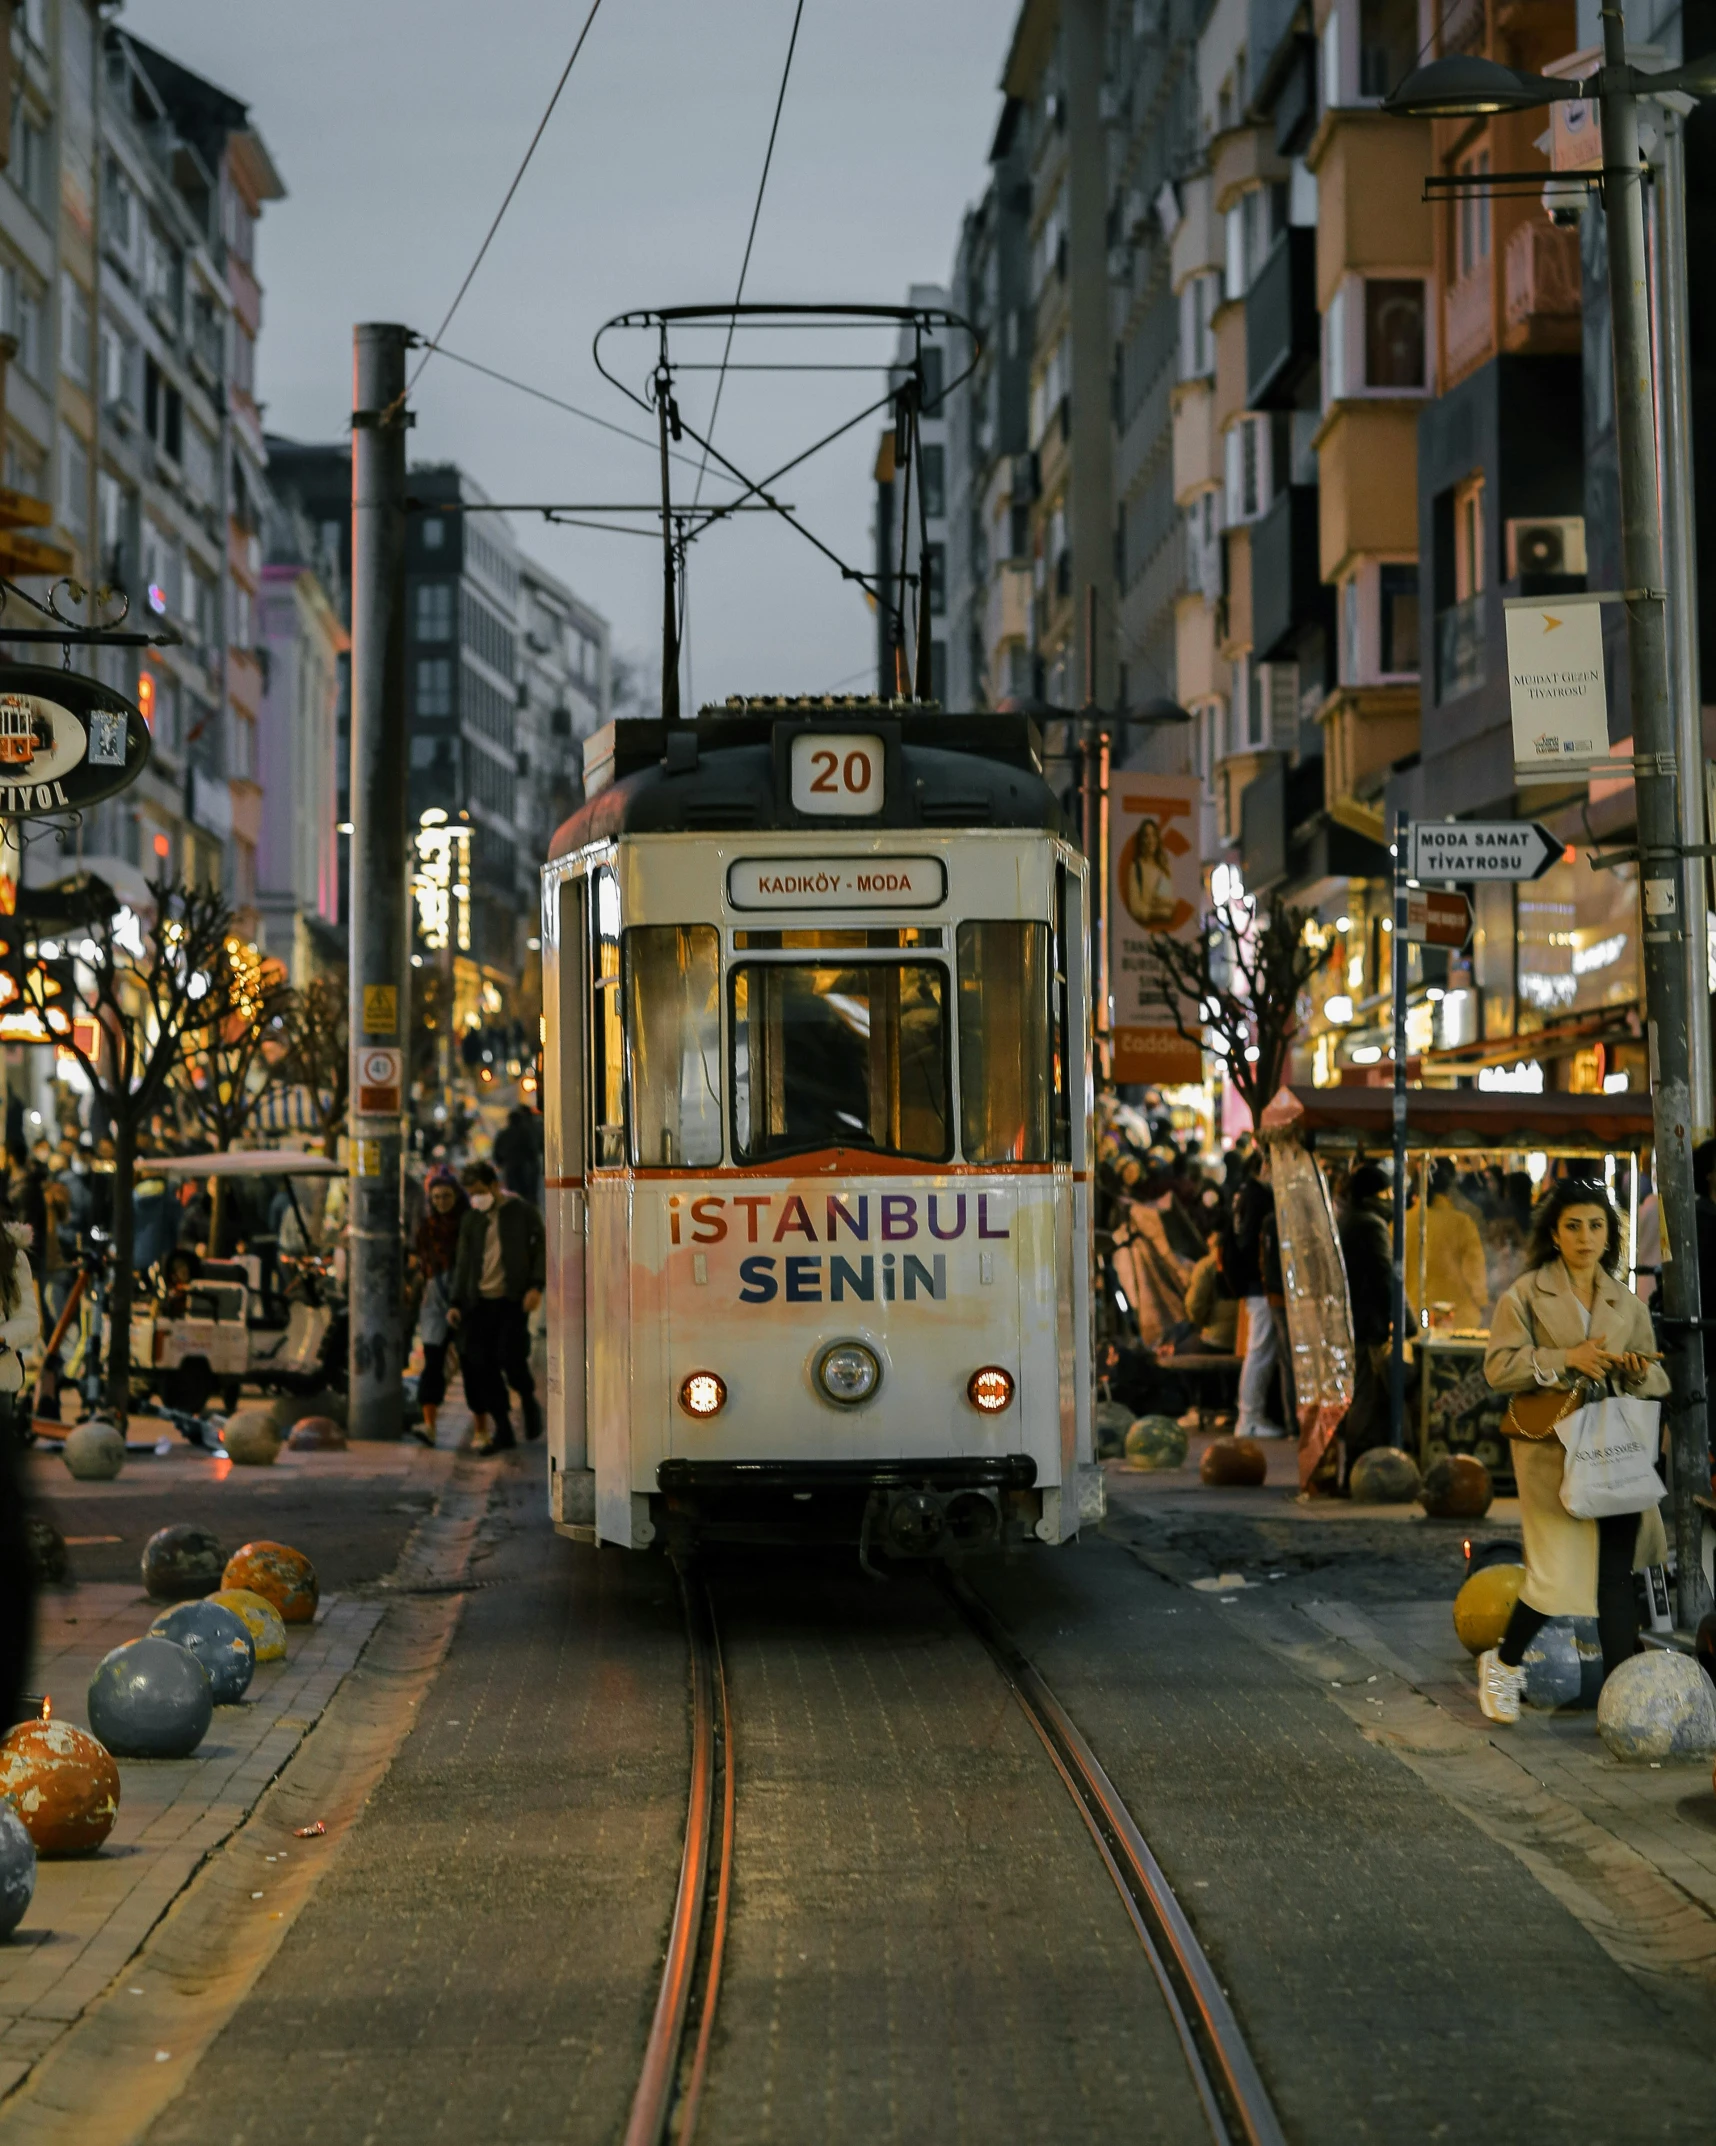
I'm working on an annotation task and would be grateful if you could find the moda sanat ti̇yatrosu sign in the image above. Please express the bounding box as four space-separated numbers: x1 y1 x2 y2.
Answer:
0 663 152 817
1504 599 1607 782
1110 773 1202 1084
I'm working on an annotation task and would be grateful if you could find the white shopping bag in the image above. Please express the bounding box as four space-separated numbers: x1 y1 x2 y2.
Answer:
1557 1391 1665 1519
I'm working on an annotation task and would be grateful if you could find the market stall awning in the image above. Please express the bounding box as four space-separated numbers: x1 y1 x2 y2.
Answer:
1258 1084 1655 1153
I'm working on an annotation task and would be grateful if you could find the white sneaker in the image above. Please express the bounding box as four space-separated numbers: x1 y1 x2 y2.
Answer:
1240 1423 1287 1441
1477 1648 1525 1724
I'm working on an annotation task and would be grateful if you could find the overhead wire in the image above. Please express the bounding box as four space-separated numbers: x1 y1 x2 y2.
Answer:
691 0 807 515
416 341 706 471
405 0 607 401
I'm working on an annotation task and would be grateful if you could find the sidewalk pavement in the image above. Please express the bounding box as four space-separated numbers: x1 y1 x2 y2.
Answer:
1105 1438 1716 2009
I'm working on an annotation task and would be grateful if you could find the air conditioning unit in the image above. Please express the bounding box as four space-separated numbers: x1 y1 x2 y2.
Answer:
1506 515 1587 578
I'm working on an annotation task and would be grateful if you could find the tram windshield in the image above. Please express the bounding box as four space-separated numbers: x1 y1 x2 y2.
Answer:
956 921 1051 1163
731 962 951 1164
625 926 723 1167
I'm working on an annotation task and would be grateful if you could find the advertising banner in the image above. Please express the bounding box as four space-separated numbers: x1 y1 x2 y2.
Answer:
1110 774 1202 1084
1504 597 1608 782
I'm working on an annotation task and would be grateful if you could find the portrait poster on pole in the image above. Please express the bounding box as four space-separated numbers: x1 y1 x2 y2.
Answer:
1110 773 1202 1084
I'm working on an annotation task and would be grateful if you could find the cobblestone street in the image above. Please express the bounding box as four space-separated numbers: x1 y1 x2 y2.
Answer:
7 1429 1715 2144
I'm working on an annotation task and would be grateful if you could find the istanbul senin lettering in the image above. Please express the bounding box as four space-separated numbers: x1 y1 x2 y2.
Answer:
667 1189 1010 1304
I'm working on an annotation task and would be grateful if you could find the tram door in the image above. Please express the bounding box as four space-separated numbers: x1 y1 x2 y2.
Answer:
544 873 591 1531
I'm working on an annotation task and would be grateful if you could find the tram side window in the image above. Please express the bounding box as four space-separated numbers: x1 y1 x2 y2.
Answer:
731 962 951 1164
956 921 1051 1163
625 926 722 1168
589 866 625 1166
1051 865 1073 1163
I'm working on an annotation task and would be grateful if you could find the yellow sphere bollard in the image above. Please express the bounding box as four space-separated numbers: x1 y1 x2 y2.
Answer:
1453 1563 1525 1656
208 1587 288 1662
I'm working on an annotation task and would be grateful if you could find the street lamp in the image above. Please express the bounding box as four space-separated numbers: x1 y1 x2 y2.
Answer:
1387 8 1714 1624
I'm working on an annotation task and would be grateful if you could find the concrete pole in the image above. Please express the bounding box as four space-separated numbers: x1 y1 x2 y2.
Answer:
1389 811 1409 1449
1653 108 1710 1141
1598 19 1712 1623
347 324 411 1441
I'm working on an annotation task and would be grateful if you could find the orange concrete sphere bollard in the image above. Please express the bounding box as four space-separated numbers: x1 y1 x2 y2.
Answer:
287 1416 347 1452
1420 1453 1494 1521
1199 1435 1268 1487
0 1718 121 1856
221 1542 319 1625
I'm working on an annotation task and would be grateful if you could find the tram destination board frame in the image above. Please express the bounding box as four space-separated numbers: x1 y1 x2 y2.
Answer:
0 662 151 817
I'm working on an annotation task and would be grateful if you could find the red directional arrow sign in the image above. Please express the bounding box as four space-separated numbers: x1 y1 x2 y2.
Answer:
1404 888 1472 948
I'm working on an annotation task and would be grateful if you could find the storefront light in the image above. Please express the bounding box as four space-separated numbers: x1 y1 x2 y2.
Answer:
1325 994 1353 1024
1350 1046 1383 1065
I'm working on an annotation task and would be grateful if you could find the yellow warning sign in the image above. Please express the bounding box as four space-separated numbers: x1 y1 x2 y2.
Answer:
362 984 398 1035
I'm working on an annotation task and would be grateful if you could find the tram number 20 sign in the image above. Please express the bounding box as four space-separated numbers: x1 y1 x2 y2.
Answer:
789 732 885 818
0 663 152 818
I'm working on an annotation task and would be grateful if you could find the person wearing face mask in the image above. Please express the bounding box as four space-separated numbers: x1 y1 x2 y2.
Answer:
1479 1176 1669 1725
406 1167 467 1447
448 1158 545 1454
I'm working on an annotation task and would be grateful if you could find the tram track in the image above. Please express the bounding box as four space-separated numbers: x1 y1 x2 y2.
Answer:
628 1559 1284 2146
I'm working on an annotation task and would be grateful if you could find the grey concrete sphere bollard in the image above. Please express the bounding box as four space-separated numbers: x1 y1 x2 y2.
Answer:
1348 1446 1422 1504
1521 1620 1584 1710
149 1600 256 1705
87 1638 214 1759
0 1802 36 1937
61 1420 126 1481
1597 1650 1716 1761
141 1523 225 1602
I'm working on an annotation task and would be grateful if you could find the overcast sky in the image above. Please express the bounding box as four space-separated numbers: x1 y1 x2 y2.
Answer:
124 0 1019 707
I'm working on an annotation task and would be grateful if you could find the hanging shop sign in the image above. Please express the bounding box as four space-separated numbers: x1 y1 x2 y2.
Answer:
1504 597 1608 783
1110 773 1203 1084
1404 888 1473 949
0 663 151 818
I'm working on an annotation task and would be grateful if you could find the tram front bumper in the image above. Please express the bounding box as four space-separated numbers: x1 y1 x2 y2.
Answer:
654 1455 1040 1553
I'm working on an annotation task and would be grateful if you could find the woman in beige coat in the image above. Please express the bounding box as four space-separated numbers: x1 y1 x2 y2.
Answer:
1479 1176 1668 1724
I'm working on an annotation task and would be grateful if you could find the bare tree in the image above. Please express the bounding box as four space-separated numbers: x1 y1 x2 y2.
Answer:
20 878 239 1421
172 937 293 1246
1148 896 1319 1126
279 967 348 1160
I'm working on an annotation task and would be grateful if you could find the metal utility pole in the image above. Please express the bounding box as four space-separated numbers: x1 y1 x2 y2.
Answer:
1653 106 1710 1141
348 323 412 1441
1596 23 1711 1624
1389 811 1409 1448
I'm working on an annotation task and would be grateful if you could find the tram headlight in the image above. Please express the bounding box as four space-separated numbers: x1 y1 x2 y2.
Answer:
679 1370 728 1418
966 1365 1014 1413
814 1341 881 1406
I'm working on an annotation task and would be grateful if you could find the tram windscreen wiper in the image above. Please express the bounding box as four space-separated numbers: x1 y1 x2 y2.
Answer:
731 961 951 1164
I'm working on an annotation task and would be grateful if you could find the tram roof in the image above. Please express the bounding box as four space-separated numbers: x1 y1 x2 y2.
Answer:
548 710 1069 856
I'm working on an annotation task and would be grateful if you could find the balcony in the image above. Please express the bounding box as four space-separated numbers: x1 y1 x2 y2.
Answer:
984 561 1031 657
1443 268 1493 385
1435 589 1487 703
1249 484 1322 659
1503 221 1581 354
1245 229 1318 411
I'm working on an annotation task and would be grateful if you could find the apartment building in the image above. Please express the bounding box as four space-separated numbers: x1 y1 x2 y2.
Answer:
516 553 608 886
872 289 951 705
256 495 344 981
944 105 1033 712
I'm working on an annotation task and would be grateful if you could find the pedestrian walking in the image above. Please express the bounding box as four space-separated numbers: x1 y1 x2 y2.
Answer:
1223 1145 1283 1438
1404 1158 1489 1331
408 1167 467 1447
1478 1178 1668 1724
1335 1162 1394 1475
448 1159 545 1454
0 1210 40 1734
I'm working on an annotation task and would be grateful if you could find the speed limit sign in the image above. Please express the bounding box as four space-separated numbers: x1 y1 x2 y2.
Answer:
357 1045 403 1114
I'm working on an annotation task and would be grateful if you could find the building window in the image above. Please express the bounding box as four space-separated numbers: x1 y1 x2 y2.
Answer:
1457 152 1492 278
925 542 946 615
1454 476 1486 600
183 420 218 503
415 581 454 641
58 426 89 540
1364 280 1426 389
60 277 92 388
1359 0 1415 98
1 267 44 385
14 107 51 220
921 443 945 520
1341 576 1361 685
1179 271 1219 381
920 345 944 413
422 515 446 551
1380 564 1420 674
416 656 453 716
1224 415 1271 524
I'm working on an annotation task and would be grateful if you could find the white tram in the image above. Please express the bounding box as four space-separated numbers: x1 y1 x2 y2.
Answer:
538 701 1100 1559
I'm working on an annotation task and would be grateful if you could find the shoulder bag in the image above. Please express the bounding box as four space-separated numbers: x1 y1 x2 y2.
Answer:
1500 1294 1588 1442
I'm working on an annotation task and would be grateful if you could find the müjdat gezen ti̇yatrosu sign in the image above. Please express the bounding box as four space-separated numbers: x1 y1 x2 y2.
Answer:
0 662 152 817
1110 772 1202 1084
1504 594 1608 783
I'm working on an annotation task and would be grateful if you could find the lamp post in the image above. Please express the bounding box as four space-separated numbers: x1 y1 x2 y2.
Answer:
1386 22 1715 1624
